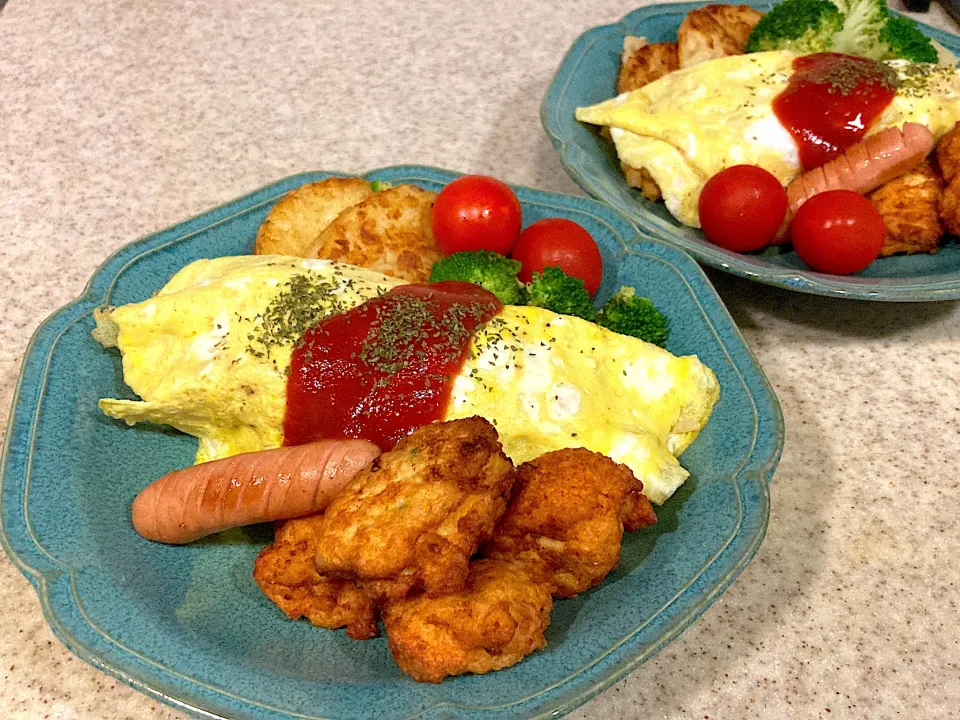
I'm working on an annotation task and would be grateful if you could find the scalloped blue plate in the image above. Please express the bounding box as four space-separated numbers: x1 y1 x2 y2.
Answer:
542 1 960 300
0 166 783 720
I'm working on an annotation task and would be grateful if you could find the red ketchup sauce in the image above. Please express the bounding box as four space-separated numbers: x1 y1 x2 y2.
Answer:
773 53 899 170
284 281 502 451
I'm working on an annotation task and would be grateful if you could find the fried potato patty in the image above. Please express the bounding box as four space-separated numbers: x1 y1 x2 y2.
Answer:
306 184 442 283
253 514 380 640
254 178 373 257
484 448 657 599
383 559 552 683
936 122 960 183
313 418 515 599
677 4 763 68
870 161 945 256
616 38 679 94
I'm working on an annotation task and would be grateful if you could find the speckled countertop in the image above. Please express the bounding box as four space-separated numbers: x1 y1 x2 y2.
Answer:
2 0 959 718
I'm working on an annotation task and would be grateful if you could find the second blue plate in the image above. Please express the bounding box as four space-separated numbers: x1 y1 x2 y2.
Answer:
542 0 960 300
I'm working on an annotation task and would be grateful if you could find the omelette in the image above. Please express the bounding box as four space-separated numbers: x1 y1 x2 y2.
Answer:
576 50 960 227
95 256 719 504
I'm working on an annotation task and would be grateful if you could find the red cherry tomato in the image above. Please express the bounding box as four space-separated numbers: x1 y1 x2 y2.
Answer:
511 218 603 296
432 175 522 255
698 165 788 252
790 190 886 275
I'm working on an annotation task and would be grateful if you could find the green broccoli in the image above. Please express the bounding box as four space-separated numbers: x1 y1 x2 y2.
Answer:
428 250 524 304
596 287 670 348
524 267 596 321
878 14 938 63
745 0 843 54
831 0 894 59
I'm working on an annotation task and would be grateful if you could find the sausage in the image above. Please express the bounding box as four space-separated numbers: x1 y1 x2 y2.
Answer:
787 123 935 215
132 439 380 544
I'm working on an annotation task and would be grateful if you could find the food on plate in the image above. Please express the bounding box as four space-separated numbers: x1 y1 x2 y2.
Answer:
429 250 524 304
311 418 515 600
617 38 680 93
511 218 604 296
131 438 380 544
522 266 596 321
936 121 960 182
96 255 717 505
790 189 887 273
745 0 937 62
483 449 657 599
253 513 381 639
254 178 374 257
578 0 960 274
576 51 960 228
382 559 553 683
677 3 764 67
595 287 670 349
745 0 840 55
304 184 441 283
431 175 522 256
698 165 789 251
869 160 945 256
785 122 934 215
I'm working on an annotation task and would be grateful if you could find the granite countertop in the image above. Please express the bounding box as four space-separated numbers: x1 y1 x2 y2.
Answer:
2 0 959 717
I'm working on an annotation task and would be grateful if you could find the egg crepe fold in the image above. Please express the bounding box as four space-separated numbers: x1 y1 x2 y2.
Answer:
95 256 719 504
576 51 960 227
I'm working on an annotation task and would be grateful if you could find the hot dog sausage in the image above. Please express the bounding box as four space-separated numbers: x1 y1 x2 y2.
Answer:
132 439 380 544
787 123 934 215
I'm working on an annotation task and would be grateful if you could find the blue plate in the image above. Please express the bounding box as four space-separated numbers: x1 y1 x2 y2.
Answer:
542 1 960 301
0 166 783 720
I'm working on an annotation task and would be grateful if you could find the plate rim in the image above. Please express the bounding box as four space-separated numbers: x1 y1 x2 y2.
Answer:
540 0 960 302
0 164 784 720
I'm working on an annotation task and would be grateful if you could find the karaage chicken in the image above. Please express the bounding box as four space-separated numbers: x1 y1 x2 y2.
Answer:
253 513 379 640
382 558 552 683
313 417 516 600
483 448 657 599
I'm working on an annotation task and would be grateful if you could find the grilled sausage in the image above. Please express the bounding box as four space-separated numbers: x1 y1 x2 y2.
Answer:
132 439 380 544
787 123 935 215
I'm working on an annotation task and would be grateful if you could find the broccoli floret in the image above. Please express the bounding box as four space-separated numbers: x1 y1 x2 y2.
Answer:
524 267 596 321
831 0 892 59
369 180 393 192
745 0 843 54
428 250 523 305
879 15 938 63
596 287 670 348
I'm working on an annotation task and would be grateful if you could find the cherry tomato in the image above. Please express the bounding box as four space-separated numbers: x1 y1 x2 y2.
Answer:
511 218 603 296
790 190 886 275
698 165 788 252
432 175 522 255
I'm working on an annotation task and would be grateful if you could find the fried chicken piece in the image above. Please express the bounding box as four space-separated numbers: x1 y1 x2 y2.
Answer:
622 162 663 201
306 184 442 283
313 418 515 600
382 558 552 683
254 178 373 256
253 514 380 639
942 174 960 237
616 37 679 94
677 4 764 68
936 122 960 183
483 448 656 600
869 161 945 256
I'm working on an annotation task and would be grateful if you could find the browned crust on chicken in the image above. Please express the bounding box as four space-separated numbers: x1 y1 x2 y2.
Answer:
253 514 380 640
382 559 552 683
483 448 656 600
313 418 515 599
869 160 945 256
